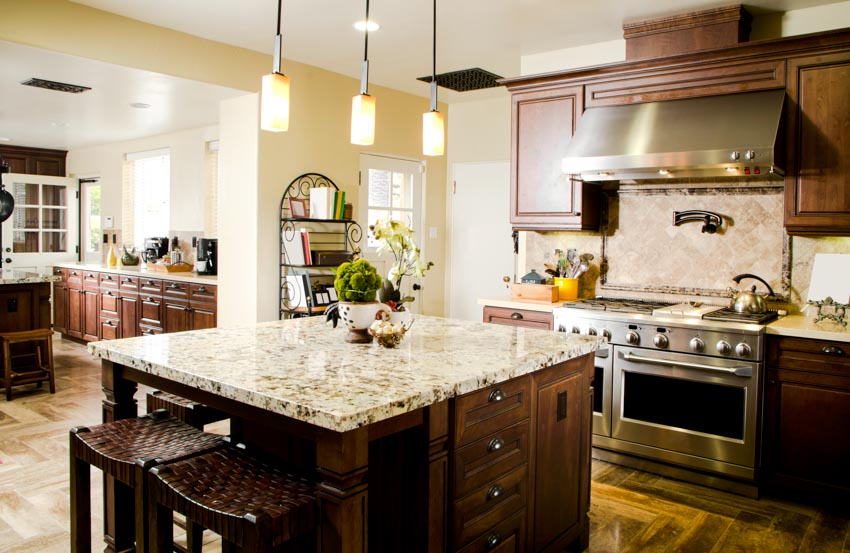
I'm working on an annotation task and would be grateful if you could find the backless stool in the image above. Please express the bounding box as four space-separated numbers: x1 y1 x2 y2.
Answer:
0 328 55 400
70 410 226 553
149 444 318 552
146 390 228 430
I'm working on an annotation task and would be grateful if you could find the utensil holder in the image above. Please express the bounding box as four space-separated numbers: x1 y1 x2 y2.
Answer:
554 277 579 300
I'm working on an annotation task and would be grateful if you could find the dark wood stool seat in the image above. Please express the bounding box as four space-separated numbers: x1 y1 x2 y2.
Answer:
1 328 55 401
147 390 229 429
70 410 226 553
149 446 318 552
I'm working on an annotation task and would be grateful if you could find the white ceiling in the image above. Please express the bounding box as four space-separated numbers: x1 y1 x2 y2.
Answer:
3 0 847 151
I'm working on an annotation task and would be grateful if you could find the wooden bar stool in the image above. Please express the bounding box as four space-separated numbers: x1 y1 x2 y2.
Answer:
149 445 318 553
146 390 228 430
70 410 226 553
0 328 55 401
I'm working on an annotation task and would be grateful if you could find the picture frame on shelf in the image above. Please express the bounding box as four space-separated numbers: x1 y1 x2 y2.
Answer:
288 197 308 218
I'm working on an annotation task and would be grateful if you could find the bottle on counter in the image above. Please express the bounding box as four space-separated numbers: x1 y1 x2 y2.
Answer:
106 234 118 267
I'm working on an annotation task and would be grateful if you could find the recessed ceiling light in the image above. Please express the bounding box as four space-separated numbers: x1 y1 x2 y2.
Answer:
130 102 151 109
354 20 380 32
51 122 71 128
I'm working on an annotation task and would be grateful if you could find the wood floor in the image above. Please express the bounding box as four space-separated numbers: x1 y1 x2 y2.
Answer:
0 336 848 552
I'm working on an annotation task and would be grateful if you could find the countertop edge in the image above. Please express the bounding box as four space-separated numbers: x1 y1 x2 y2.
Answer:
54 262 218 285
478 297 563 313
766 315 850 343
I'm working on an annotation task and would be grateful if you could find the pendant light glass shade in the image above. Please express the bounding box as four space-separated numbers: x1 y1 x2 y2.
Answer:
261 72 290 132
351 93 376 145
422 110 444 156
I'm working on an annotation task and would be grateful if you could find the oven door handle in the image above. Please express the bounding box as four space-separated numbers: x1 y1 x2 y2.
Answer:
620 351 753 377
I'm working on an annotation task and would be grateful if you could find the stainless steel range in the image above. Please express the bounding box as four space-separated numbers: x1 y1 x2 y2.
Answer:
553 298 777 494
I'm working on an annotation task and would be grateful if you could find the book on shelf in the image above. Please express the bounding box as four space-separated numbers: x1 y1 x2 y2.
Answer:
300 229 312 266
309 187 332 220
284 274 310 308
282 229 306 265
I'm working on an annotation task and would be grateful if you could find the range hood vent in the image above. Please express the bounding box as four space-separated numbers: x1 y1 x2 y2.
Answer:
562 90 786 182
417 68 502 92
21 78 91 94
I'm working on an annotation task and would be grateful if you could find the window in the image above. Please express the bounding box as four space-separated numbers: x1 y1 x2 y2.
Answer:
10 181 69 253
123 149 170 248
359 154 423 250
81 179 101 261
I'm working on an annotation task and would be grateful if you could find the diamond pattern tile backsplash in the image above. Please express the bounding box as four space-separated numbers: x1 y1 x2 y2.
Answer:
524 183 850 313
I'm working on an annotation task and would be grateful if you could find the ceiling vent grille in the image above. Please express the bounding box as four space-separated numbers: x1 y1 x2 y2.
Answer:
417 67 502 92
21 78 92 94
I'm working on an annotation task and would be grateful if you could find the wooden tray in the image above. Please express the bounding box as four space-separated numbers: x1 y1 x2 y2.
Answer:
510 283 558 302
147 263 193 273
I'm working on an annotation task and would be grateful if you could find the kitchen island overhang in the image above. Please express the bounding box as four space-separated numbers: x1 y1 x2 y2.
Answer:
87 315 605 553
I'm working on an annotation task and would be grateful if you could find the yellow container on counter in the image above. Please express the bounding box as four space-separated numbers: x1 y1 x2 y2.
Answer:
554 277 578 300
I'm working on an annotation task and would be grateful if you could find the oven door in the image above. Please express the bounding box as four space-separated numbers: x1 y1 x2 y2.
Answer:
592 347 612 437
611 345 759 475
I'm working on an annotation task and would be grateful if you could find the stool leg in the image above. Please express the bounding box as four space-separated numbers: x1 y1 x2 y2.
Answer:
70 449 91 553
36 344 43 388
45 334 56 394
3 340 12 401
186 521 204 553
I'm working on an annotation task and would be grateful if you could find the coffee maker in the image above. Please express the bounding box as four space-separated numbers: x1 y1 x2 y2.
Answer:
197 238 217 275
143 237 169 263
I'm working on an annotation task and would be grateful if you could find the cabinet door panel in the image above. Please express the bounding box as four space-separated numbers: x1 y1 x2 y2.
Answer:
67 289 83 338
53 284 68 334
119 295 139 339
190 304 216 331
164 300 191 333
100 318 119 340
139 296 163 328
83 290 99 341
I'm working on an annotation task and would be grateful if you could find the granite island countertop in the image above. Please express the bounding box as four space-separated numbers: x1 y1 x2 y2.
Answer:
88 315 604 433
0 268 61 285
53 261 217 286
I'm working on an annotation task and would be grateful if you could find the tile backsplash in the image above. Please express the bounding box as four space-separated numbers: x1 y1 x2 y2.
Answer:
523 182 849 314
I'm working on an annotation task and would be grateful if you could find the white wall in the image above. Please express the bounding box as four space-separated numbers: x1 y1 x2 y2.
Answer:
521 39 627 76
67 125 218 234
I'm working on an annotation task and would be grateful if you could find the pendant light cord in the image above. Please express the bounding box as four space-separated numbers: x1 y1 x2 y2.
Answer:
430 0 438 111
364 0 370 62
276 0 282 35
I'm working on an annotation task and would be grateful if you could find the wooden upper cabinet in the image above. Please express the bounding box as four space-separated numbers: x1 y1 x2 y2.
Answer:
510 86 600 230
0 145 67 176
784 51 850 235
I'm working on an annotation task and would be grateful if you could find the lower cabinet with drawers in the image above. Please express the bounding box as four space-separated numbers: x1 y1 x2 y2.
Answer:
52 266 217 342
483 306 554 330
449 354 593 552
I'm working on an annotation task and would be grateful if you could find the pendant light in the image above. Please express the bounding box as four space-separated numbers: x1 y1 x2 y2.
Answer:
351 0 376 145
422 0 444 156
260 0 290 132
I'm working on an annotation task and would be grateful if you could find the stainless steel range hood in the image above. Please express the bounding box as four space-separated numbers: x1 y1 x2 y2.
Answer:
561 90 786 182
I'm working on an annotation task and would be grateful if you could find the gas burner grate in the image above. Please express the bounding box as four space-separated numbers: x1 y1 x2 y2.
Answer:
563 298 673 314
702 309 778 324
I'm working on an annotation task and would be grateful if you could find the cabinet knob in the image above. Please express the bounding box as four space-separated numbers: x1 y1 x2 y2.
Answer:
144 329 154 335
487 437 505 452
510 312 523 320
169 283 179 289
489 388 505 403
822 345 845 356
486 484 503 500
198 286 206 292
184 306 192 312
485 533 501 550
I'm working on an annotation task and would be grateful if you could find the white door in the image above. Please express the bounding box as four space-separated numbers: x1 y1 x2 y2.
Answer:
449 161 514 321
1 173 79 273
358 154 426 313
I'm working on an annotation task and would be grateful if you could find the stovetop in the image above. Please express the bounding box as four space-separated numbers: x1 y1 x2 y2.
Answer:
561 298 776 325
702 308 778 325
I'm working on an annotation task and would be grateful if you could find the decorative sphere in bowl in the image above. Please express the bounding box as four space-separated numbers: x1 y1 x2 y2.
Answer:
369 319 411 348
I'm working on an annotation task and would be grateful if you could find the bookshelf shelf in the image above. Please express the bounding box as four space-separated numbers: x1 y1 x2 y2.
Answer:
279 173 362 319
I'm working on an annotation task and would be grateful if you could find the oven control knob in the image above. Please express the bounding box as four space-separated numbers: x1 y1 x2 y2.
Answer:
571 327 582 334
625 331 640 345
601 329 612 340
588 327 598 336
690 338 705 353
716 340 732 355
736 343 752 358
653 334 669 348
557 325 566 333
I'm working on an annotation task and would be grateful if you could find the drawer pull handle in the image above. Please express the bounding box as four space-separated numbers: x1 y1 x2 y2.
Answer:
822 345 845 356
510 312 523 320
198 286 206 292
489 389 505 403
486 484 503 500
485 533 501 549
144 329 155 335
487 438 505 452
169 283 180 289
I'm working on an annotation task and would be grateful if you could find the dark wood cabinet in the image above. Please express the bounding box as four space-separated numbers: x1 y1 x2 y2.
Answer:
483 306 553 331
52 268 68 335
784 51 850 235
763 336 850 501
509 86 600 231
0 145 67 176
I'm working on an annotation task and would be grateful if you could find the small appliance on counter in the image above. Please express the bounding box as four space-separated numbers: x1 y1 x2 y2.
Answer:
196 238 217 275
143 237 169 263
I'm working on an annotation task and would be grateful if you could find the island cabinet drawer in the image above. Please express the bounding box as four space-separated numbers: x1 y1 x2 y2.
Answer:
139 278 163 296
483 306 552 330
138 324 163 337
454 378 531 446
99 288 120 318
100 317 119 340
99 272 119 290
453 421 529 498
119 275 139 294
65 269 83 289
163 280 190 300
83 271 100 291
52 267 65 279
452 465 527 548
457 510 526 553
189 283 216 304
139 295 164 327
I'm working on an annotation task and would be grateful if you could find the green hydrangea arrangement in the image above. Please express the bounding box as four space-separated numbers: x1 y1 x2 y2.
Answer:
334 258 382 302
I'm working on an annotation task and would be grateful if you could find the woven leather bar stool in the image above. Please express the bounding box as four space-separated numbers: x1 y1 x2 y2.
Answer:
149 445 318 553
1 328 55 401
70 410 226 553
146 390 228 430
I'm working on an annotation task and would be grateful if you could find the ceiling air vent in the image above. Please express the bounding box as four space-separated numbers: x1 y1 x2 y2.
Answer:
21 78 91 94
417 67 502 92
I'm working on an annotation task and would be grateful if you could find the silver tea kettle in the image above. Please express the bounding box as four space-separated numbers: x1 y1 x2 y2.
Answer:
729 273 775 314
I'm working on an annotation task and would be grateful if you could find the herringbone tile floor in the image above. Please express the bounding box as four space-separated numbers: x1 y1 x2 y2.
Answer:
0 336 848 552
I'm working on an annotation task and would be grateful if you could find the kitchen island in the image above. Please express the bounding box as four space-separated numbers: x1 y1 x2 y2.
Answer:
88 315 604 553
0 269 60 368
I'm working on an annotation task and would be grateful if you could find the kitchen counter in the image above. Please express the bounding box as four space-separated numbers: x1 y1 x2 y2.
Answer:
0 268 61 285
767 315 850 343
478 297 564 312
89 315 603 432
53 261 217 285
